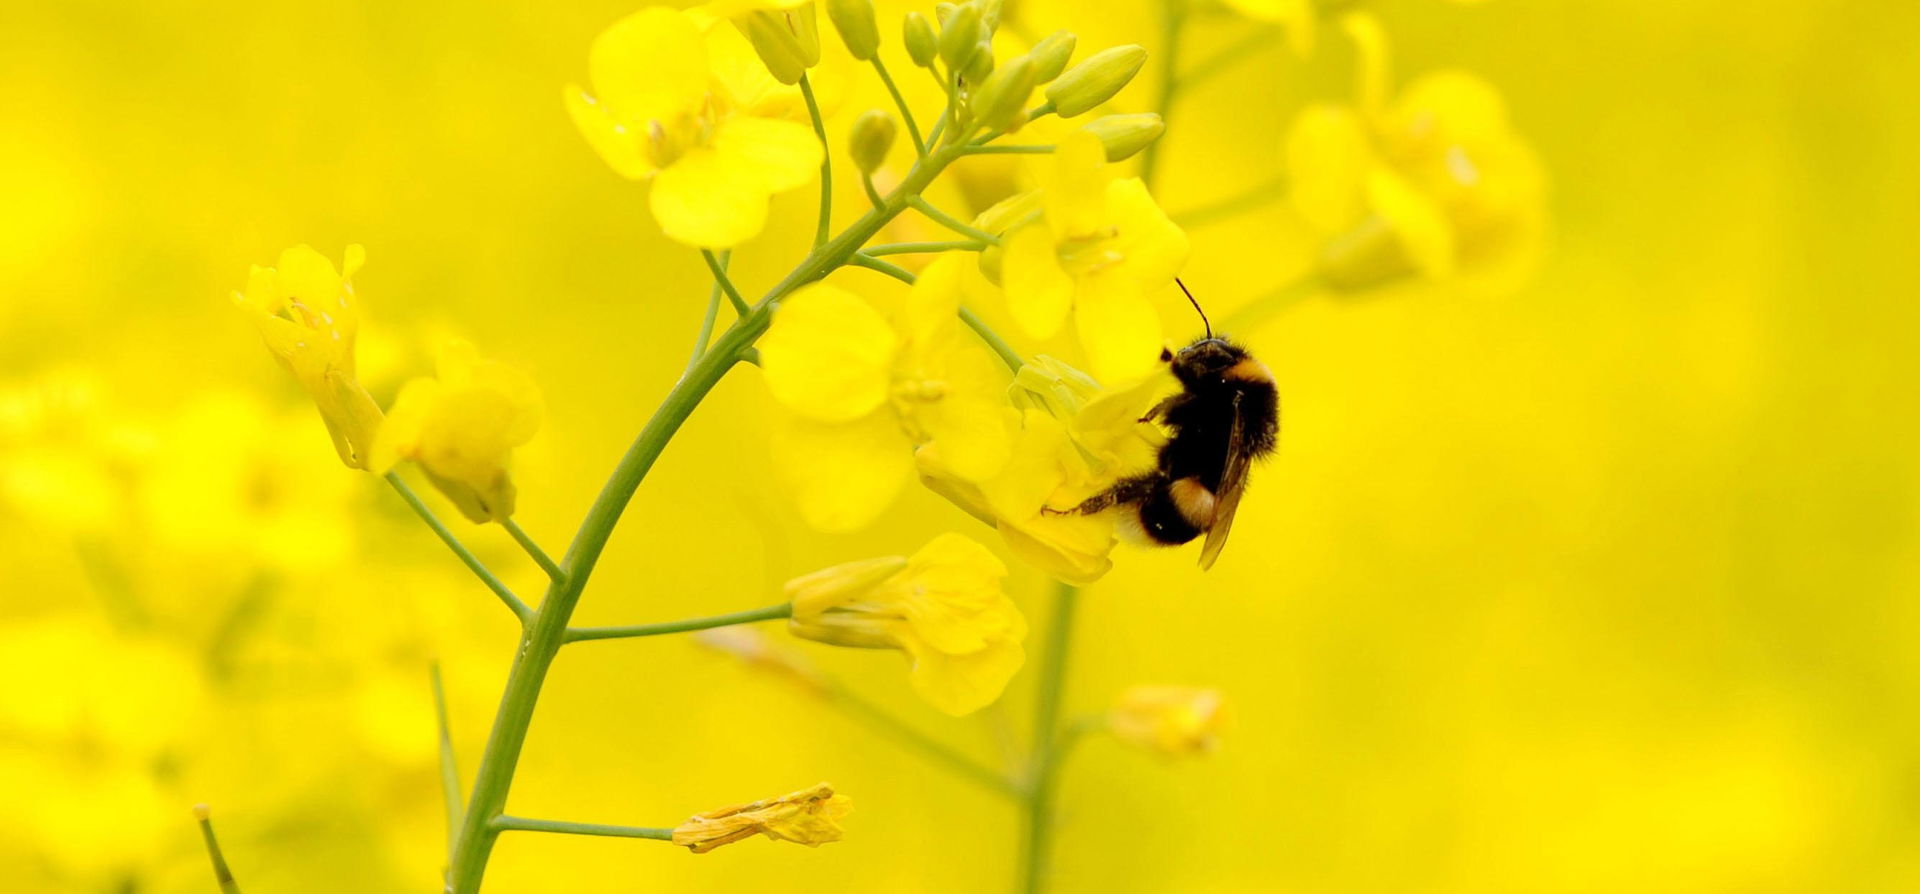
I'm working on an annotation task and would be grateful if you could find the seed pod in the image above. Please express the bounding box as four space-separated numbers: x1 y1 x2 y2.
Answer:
1045 44 1148 117
1029 31 1077 83
938 4 983 71
904 12 938 67
849 110 897 174
826 0 880 60
971 55 1036 134
1080 113 1164 161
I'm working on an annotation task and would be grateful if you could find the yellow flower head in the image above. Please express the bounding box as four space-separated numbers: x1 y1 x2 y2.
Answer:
982 132 1189 382
565 6 824 247
759 255 1018 531
370 340 542 523
232 244 384 468
786 532 1024 715
1288 13 1547 293
919 355 1165 585
672 782 851 853
1108 685 1227 757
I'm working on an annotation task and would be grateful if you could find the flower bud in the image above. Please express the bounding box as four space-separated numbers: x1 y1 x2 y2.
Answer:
974 0 1005 32
734 6 821 86
970 55 1035 134
785 555 910 649
826 0 880 60
903 11 938 67
938 4 982 70
1045 44 1147 117
934 2 959 25
1109 686 1227 757
962 40 995 82
1080 112 1164 161
1028 30 1077 83
849 109 897 174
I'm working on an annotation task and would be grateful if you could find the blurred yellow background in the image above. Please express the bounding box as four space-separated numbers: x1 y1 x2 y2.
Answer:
5 0 1919 891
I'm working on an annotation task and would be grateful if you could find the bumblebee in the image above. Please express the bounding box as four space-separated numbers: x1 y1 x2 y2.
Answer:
1052 280 1279 569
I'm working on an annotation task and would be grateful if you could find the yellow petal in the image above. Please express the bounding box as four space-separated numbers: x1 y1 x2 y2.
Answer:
900 634 1025 715
711 115 822 193
1390 70 1510 150
650 147 771 248
1040 132 1109 239
590 7 709 125
1102 178 1189 292
759 284 897 421
1073 279 1162 383
772 410 911 532
1001 224 1073 339
1367 169 1455 279
564 86 654 180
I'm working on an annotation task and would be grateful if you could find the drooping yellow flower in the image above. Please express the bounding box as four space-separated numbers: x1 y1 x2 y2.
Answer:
369 340 542 523
672 782 851 853
918 355 1165 585
1108 686 1227 757
786 532 1023 715
232 244 384 469
1287 13 1547 293
565 6 823 247
982 132 1189 383
759 255 1017 531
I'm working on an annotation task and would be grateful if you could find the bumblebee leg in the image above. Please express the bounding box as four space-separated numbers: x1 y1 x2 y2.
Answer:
1137 393 1188 425
1043 474 1161 515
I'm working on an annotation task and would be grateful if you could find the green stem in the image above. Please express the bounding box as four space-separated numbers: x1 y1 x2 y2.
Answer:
861 171 887 211
800 74 832 248
873 57 926 156
194 807 242 894
491 816 676 841
849 252 916 284
962 144 1055 155
702 249 750 317
431 663 463 864
908 196 1000 244
563 603 792 644
447 142 969 894
865 239 987 256
1172 175 1290 230
501 518 563 583
1138 0 1188 188
825 682 1022 799
385 473 531 624
686 249 730 374
960 308 1026 373
1179 24 1278 87
1020 581 1080 894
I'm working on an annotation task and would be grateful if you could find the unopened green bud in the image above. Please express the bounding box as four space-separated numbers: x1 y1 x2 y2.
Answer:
1029 31 1077 83
827 0 880 60
1080 113 1164 161
1045 44 1147 117
935 3 959 26
938 5 983 70
971 55 1035 134
904 12 938 67
975 0 1005 33
962 41 995 82
849 110 897 174
735 7 822 86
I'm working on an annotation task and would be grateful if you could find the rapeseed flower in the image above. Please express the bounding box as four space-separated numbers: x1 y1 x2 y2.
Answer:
232 244 383 469
1108 685 1227 756
1287 13 1546 292
565 6 823 247
369 340 542 523
759 255 1017 531
786 532 1023 715
672 782 851 853
919 355 1165 585
981 132 1188 383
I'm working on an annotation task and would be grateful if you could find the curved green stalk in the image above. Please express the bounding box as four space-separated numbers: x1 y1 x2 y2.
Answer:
800 75 832 248
702 249 749 317
385 474 530 624
501 518 563 583
431 664 463 864
872 57 927 156
1020 581 1080 894
908 196 1001 244
563 602 792 644
194 807 242 894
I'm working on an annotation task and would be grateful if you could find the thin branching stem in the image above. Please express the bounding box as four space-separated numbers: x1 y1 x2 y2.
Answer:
800 74 832 247
501 518 563 583
702 249 750 317
908 195 1001 244
963 144 1055 155
431 664 463 864
865 239 987 256
825 681 1024 799
385 473 531 624
491 816 676 841
844 255 1028 373
873 57 926 156
861 171 887 211
686 249 730 373
563 602 792 644
1020 581 1080 894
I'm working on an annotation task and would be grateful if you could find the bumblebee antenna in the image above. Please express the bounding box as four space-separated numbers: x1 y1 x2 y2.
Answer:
1175 277 1212 339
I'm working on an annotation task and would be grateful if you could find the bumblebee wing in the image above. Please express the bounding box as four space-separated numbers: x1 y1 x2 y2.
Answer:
1198 392 1254 570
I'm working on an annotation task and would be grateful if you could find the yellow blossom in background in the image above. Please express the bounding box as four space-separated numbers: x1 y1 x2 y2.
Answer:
759 256 1017 531
786 532 1023 715
672 782 851 853
1108 686 1227 757
232 244 384 469
564 6 823 247
983 132 1189 382
919 355 1164 584
1287 13 1547 293
370 340 542 523
1217 0 1316 55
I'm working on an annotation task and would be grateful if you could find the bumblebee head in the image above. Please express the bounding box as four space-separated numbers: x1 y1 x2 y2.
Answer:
1165 337 1248 386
